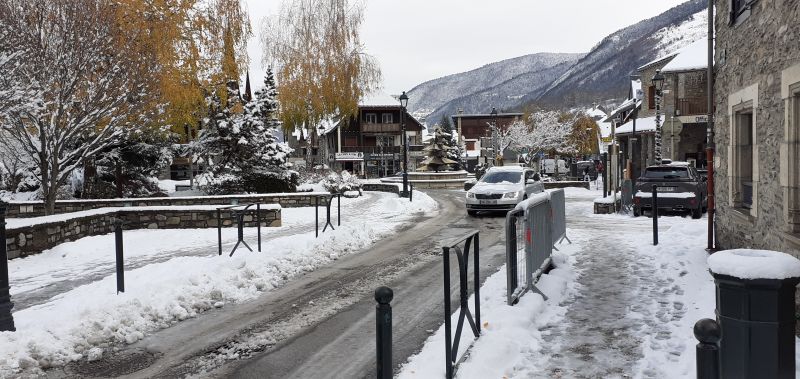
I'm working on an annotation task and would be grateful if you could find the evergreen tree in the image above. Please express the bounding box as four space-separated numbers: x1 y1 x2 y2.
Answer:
437 114 461 168
254 67 280 129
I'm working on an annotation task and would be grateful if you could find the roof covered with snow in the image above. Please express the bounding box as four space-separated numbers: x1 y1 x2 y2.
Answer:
359 91 400 107
661 39 711 73
615 116 658 135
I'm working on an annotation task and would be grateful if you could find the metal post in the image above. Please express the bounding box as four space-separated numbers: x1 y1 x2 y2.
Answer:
409 184 413 202
337 194 341 226
217 209 222 256
375 287 393 379
443 246 453 379
256 203 261 252
694 318 721 379
706 0 716 251
401 111 408 198
473 234 480 331
315 196 319 238
0 201 16 331
654 84 663 165
602 152 608 198
114 219 124 293
652 185 659 245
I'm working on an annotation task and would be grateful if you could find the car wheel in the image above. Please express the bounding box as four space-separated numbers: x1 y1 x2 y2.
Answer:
633 207 641 217
691 205 702 219
467 210 478 217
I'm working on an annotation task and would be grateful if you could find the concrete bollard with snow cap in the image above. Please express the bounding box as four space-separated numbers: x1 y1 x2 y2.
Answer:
706 249 800 379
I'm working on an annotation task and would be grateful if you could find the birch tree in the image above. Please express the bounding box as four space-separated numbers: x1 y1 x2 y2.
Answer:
0 0 158 213
262 0 382 136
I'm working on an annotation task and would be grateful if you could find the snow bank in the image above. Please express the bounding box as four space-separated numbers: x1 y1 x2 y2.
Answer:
0 192 438 377
708 249 800 280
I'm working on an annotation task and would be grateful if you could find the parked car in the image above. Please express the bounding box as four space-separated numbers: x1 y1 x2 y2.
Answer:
465 166 544 216
633 162 707 219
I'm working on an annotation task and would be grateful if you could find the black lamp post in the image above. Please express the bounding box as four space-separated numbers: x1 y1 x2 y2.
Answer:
652 70 666 165
399 91 409 197
0 200 15 331
490 107 498 166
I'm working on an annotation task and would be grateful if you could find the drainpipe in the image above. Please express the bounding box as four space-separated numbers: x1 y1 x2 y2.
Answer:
706 0 716 251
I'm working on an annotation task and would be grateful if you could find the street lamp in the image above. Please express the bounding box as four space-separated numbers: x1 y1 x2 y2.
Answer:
399 91 409 197
652 70 666 165
490 107 498 166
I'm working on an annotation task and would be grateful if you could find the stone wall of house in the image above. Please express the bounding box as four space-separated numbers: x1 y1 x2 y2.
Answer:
4 207 281 259
5 193 329 218
713 0 800 256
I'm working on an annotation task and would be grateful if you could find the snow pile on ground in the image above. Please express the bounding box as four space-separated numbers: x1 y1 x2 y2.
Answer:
0 191 437 377
708 249 800 280
397 244 580 378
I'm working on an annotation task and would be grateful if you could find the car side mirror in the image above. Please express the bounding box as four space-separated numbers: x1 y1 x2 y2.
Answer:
533 174 540 181
526 179 536 185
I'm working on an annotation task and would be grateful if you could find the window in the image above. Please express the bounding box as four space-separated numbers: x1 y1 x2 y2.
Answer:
790 92 800 232
732 107 754 210
365 113 377 124
729 0 755 25
382 113 393 124
648 86 656 109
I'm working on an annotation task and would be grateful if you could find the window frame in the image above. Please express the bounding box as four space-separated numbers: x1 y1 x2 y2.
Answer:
381 113 393 124
729 0 756 26
365 113 377 124
732 103 755 212
788 86 800 233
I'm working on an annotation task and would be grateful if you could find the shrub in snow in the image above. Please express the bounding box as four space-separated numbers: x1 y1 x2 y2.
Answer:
321 171 362 195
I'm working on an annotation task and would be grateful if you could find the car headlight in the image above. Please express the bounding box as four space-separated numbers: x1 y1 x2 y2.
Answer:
503 192 518 199
467 192 476 199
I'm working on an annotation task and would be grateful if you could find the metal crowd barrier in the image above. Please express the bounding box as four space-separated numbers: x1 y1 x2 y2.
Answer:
505 189 567 306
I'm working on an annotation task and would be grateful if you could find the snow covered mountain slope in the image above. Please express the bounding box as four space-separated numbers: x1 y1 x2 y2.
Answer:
407 0 708 123
534 0 707 107
406 53 583 123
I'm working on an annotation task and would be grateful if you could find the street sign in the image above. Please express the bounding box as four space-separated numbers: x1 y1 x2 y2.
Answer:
335 152 364 161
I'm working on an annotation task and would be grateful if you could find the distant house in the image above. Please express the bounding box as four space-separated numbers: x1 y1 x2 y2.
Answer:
712 0 800 255
313 93 425 178
450 111 524 171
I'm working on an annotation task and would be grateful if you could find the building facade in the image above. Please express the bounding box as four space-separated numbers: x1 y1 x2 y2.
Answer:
713 0 800 255
451 112 524 170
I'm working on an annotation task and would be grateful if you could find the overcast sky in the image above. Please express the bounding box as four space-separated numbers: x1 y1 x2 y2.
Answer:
244 0 687 94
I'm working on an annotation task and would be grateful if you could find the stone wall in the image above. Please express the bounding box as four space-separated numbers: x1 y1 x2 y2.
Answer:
4 207 281 259
362 183 400 194
6 193 329 218
713 0 800 256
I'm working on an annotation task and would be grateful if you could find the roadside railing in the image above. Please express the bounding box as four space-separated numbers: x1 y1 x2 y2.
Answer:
549 189 570 247
505 209 527 305
442 229 481 379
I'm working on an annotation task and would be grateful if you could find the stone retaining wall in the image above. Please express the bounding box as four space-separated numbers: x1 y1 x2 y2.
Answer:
6 193 328 218
362 183 400 194
4 207 280 259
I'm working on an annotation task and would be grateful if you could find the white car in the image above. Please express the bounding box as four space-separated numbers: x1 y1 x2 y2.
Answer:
466 166 545 216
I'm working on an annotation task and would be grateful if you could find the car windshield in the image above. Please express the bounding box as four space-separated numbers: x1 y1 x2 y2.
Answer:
480 171 522 184
644 167 689 179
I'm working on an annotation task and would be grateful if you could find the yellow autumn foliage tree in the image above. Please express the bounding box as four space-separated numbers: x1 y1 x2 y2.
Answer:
262 0 381 136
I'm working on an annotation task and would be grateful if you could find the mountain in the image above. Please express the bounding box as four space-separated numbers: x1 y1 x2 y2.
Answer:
534 0 707 107
406 53 583 124
406 0 708 125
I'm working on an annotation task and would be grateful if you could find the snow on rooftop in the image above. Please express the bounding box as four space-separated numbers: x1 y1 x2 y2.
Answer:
661 39 711 73
708 249 800 280
359 91 399 107
615 116 657 135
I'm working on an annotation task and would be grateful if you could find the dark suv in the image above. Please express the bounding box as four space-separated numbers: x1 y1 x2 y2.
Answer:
633 163 707 219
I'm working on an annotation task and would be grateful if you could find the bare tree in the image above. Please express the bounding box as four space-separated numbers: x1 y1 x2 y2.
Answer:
0 0 157 213
262 0 382 136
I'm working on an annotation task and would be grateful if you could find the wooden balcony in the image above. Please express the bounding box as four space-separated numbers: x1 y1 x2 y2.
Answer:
677 98 708 116
362 123 401 133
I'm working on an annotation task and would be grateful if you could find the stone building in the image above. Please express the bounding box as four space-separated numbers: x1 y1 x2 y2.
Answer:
713 0 800 255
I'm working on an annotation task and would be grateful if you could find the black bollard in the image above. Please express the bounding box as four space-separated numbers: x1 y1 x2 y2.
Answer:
694 318 721 379
602 152 608 198
114 219 125 294
315 196 319 238
337 194 341 226
652 185 658 245
375 287 393 379
0 200 15 331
